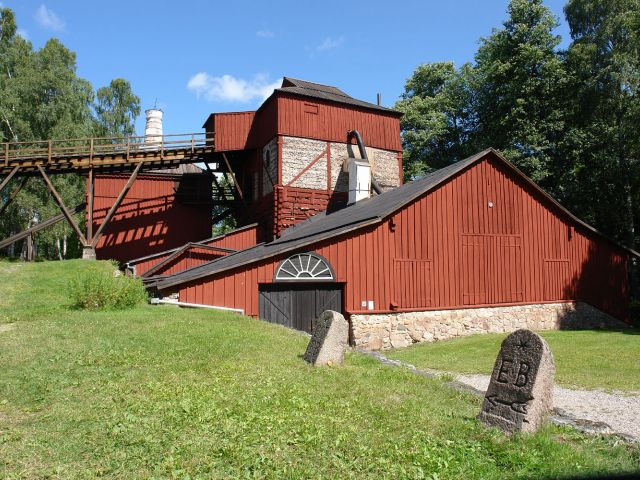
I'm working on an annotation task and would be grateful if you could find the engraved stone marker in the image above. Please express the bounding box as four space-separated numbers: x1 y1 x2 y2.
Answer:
304 310 349 366
478 329 555 433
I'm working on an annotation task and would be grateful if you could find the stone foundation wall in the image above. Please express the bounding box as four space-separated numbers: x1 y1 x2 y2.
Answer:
351 302 626 350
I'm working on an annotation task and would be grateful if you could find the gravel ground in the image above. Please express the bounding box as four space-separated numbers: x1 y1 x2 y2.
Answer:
360 350 640 442
458 373 640 442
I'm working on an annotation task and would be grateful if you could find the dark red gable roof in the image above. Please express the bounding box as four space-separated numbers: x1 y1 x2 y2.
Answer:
268 77 402 116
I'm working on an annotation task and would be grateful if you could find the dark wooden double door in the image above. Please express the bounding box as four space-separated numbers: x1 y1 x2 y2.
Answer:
258 283 343 333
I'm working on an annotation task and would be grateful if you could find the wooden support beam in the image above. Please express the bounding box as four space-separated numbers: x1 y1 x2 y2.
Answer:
87 168 94 242
0 165 20 195
0 203 85 250
0 176 28 216
90 162 142 248
205 163 228 200
37 165 88 245
286 147 328 187
210 174 228 200
222 153 244 201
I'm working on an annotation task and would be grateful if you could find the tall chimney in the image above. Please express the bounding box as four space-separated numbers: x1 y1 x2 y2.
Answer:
144 108 163 145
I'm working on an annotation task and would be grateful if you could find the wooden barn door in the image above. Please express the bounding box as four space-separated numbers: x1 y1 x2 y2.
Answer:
258 283 343 333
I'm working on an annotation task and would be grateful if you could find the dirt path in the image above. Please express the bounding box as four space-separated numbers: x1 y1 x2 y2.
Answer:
361 350 639 442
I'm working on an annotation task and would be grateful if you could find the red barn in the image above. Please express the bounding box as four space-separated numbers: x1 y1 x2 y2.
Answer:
148 148 636 349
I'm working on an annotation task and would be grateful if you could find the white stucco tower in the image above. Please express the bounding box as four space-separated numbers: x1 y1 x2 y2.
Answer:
144 108 163 145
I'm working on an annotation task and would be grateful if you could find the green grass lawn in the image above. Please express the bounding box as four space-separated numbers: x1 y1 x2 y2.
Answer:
386 329 640 392
0 260 639 478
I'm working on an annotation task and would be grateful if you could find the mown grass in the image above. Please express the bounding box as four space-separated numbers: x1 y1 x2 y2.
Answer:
387 330 640 392
0 260 639 478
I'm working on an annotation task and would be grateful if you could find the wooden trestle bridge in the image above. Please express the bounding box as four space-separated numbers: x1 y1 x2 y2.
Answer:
0 132 245 259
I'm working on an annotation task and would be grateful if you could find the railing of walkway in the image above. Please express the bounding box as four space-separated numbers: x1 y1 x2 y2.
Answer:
1 132 215 165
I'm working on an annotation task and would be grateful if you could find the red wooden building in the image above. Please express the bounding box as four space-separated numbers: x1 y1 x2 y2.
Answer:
109 77 635 349
147 149 637 349
90 164 213 262
202 77 404 241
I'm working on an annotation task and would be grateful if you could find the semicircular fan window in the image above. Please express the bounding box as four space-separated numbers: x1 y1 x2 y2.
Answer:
275 253 334 281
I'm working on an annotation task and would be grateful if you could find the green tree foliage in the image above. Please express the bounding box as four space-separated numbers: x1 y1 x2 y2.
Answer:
397 0 640 257
94 78 141 138
473 0 568 187
562 0 640 249
395 62 477 179
0 7 141 260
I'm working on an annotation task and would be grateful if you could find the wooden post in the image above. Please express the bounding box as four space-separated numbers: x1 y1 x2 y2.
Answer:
37 164 88 245
48 140 52 163
4 143 8 167
87 168 94 242
89 137 94 166
191 134 195 153
90 162 142 248
0 203 85 251
126 137 130 161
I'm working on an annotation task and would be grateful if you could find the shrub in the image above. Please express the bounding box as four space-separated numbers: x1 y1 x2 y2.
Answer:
68 268 148 310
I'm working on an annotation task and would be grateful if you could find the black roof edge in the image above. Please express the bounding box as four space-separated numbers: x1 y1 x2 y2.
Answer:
153 218 383 291
126 223 259 266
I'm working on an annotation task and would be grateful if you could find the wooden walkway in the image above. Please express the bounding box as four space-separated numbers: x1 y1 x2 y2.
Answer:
0 132 226 257
0 132 215 175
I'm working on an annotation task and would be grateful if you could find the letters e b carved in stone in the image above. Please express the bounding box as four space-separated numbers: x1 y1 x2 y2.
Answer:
478 329 555 433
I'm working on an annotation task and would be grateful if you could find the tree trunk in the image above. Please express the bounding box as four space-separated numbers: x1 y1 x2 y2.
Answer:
56 237 62 261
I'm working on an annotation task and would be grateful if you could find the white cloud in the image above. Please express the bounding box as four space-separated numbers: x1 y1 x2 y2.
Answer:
187 73 281 103
34 4 65 32
16 28 28 40
316 35 344 52
256 29 274 38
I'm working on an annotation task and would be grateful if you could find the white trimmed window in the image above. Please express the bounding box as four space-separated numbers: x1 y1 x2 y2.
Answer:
275 253 334 281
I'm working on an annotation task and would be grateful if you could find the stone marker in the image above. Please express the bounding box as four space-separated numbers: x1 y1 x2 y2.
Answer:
304 310 349 366
478 329 555 433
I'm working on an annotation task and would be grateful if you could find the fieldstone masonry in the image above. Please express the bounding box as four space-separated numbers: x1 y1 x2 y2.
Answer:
478 329 555 433
304 310 349 366
352 302 626 350
281 136 400 191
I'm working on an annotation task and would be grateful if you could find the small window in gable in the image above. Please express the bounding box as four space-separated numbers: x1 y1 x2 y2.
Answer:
303 103 319 115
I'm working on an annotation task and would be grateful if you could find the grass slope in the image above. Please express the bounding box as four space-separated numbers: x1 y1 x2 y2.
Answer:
0 260 638 479
386 330 640 392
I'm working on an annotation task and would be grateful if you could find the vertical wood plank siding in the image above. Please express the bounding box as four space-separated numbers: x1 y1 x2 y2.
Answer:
90 174 212 263
211 112 256 151
174 157 630 321
276 96 402 152
208 96 401 153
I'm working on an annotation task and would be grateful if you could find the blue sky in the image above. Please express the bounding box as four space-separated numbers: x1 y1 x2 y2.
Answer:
5 0 571 137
